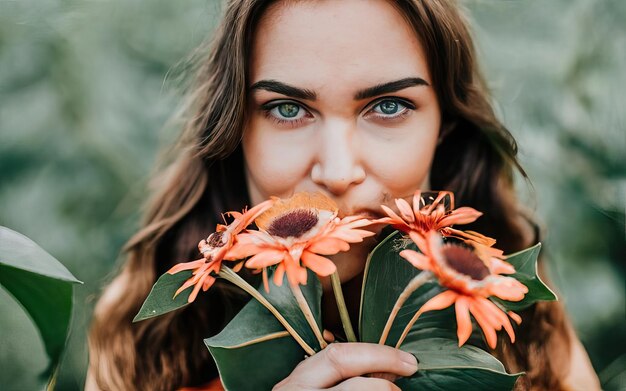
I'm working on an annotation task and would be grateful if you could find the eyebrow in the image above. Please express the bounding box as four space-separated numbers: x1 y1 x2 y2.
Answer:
249 77 429 101
354 77 430 100
249 79 317 100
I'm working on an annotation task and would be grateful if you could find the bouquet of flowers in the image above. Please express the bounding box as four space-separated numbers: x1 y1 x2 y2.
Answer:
135 191 556 390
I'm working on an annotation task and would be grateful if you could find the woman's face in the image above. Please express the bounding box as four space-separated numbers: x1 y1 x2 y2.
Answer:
243 0 441 281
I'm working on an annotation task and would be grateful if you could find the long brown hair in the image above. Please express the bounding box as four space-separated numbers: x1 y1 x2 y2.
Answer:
89 1 572 389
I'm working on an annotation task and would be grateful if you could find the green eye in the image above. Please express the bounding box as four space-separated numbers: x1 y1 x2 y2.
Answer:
277 103 300 118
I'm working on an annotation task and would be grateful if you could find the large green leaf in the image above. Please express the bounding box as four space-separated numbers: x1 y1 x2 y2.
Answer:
0 226 81 283
133 269 193 322
0 226 82 378
251 269 323 351
495 243 557 311
205 297 305 390
205 270 323 390
359 230 447 346
360 230 518 390
396 338 519 389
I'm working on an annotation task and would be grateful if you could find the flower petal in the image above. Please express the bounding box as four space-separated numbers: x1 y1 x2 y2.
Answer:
188 272 209 303
226 242 266 260
470 298 502 331
424 191 448 215
174 276 199 299
486 277 528 301
167 259 205 275
408 230 430 254
412 190 423 217
339 216 375 229
372 216 393 225
301 251 336 277
508 311 522 325
438 207 482 228
202 275 217 291
231 261 244 273
395 198 415 223
381 205 408 227
241 199 276 228
478 297 516 343
400 249 432 271
454 296 473 347
307 237 350 255
283 253 306 286
273 264 285 287
262 268 270 292
328 228 375 243
489 258 516 275
469 300 498 349
245 250 286 269
420 290 459 313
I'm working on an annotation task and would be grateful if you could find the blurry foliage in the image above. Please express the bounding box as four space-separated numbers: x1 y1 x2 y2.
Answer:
0 0 623 390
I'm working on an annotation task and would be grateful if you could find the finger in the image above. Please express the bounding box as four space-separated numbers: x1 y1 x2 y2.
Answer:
331 376 400 391
368 372 399 382
286 343 417 388
323 329 335 343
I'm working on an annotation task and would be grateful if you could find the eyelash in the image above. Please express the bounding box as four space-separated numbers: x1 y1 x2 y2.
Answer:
261 97 415 128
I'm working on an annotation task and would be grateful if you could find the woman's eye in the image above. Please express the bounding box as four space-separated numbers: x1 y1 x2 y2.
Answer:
262 101 312 128
371 99 411 117
270 103 306 121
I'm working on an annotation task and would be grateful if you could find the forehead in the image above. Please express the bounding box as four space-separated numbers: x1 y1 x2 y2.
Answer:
249 0 430 87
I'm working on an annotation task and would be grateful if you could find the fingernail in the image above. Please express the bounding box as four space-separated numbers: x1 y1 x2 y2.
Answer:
401 352 418 372
322 329 335 343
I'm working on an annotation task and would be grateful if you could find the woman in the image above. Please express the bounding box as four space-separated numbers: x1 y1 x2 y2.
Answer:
87 0 600 390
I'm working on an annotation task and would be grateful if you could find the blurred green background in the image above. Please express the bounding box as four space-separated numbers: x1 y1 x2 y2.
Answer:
0 0 624 390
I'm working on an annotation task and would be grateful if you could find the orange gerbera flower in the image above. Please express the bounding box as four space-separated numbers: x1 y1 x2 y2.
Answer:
399 231 527 349
379 190 496 247
167 199 275 303
231 192 375 290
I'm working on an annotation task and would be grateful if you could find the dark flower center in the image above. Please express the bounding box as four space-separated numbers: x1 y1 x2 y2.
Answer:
441 244 489 280
208 232 225 247
267 209 319 238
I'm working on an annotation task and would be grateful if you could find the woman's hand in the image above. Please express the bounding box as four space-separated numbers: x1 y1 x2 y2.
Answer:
273 342 418 390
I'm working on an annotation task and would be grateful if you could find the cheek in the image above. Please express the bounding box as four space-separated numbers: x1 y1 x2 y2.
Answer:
363 115 440 195
242 120 315 199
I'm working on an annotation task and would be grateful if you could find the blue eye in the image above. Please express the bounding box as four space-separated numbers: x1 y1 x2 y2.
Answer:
372 99 408 116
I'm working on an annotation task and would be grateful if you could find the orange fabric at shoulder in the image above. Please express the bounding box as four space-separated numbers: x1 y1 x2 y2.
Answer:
178 377 224 391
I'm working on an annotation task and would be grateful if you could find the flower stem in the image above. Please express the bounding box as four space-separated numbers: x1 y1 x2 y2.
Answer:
379 271 433 346
290 283 328 349
395 308 425 349
330 271 357 342
220 267 316 356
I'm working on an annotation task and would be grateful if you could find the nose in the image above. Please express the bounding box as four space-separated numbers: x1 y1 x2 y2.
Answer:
310 119 366 195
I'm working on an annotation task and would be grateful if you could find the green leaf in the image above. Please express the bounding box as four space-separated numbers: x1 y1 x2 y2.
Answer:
360 230 518 390
252 269 323 351
133 270 193 322
495 243 558 311
0 226 80 283
396 310 520 389
205 299 305 390
359 230 446 346
205 270 322 390
397 338 519 389
0 226 82 378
